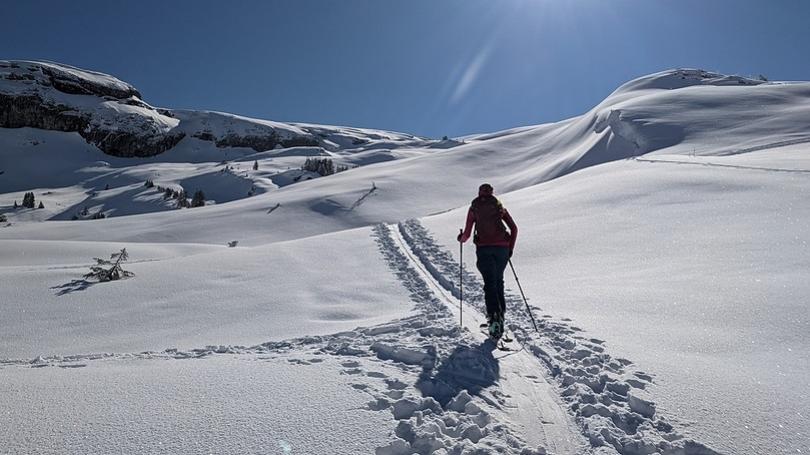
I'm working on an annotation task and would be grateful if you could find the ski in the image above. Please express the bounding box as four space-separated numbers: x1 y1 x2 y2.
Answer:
496 339 514 351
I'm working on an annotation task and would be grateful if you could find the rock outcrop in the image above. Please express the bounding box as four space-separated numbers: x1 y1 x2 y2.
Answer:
0 61 184 157
0 60 325 157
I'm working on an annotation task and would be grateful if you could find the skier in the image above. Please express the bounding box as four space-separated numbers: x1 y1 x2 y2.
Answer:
457 183 517 340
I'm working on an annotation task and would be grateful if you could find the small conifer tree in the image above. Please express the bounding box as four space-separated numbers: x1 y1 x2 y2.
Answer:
22 192 35 208
84 248 134 282
176 190 189 208
191 190 205 208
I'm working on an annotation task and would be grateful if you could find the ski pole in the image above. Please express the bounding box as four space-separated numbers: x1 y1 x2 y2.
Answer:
508 259 539 332
458 229 463 327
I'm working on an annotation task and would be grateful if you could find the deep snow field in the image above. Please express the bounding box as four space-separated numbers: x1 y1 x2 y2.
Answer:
1 62 809 454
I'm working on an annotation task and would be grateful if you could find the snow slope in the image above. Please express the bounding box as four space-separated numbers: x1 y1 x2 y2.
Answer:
423 146 810 454
4 69 810 246
3 64 810 454
0 227 416 358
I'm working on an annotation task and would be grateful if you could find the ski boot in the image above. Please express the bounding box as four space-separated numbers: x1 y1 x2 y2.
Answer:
488 313 504 340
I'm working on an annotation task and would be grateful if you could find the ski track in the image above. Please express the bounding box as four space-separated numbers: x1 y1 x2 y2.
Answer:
634 156 810 174
396 219 723 455
0 224 549 455
391 222 587 455
0 220 724 455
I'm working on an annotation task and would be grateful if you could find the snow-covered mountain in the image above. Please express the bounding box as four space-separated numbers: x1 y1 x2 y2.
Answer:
0 60 432 158
2 61 808 455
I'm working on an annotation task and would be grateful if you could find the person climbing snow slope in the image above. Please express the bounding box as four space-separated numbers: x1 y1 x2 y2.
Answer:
457 183 518 339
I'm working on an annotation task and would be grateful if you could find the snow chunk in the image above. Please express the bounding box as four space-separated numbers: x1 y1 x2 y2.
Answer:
628 393 656 418
371 342 433 366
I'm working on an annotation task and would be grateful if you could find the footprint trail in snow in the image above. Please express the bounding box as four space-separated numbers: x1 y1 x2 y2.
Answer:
0 220 723 455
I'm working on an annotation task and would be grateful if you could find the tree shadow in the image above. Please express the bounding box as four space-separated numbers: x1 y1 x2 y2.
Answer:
51 279 95 296
416 339 500 406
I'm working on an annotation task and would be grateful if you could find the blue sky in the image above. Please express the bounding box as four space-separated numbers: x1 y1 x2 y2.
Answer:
3 0 809 138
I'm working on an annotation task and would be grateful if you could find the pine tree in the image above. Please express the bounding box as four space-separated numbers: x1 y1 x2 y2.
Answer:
13 201 18 209
22 192 35 209
191 190 205 208
302 158 338 177
176 190 189 208
38 201 44 209
253 160 259 171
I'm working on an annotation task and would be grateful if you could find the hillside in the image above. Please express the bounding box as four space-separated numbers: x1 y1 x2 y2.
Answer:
2 62 809 454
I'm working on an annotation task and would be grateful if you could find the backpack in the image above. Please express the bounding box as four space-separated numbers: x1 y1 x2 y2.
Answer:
471 195 508 244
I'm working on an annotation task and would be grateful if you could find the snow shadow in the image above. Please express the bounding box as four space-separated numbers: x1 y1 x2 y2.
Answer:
51 279 95 296
416 339 500 407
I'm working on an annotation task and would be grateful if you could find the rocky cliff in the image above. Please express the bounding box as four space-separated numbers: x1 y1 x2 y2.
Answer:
0 60 331 157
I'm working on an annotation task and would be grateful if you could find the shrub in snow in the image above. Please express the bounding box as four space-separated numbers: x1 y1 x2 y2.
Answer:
91 211 106 219
13 201 18 209
0 214 6 223
253 160 258 171
191 190 205 208
38 201 44 209
104 184 110 190
144 179 155 188
84 248 134 282
228 240 238 248
80 206 90 217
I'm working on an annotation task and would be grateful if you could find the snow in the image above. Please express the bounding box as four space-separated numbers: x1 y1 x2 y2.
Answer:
172 109 312 143
2 65 810 454
422 149 810 454
0 227 414 358
0 355 398 454
0 60 138 97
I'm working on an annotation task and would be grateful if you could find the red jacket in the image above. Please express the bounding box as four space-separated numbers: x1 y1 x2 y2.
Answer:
459 196 517 250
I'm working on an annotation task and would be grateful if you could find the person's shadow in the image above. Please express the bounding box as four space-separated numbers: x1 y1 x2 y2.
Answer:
416 339 500 406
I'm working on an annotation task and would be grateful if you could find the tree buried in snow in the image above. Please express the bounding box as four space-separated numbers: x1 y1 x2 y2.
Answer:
84 248 134 282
